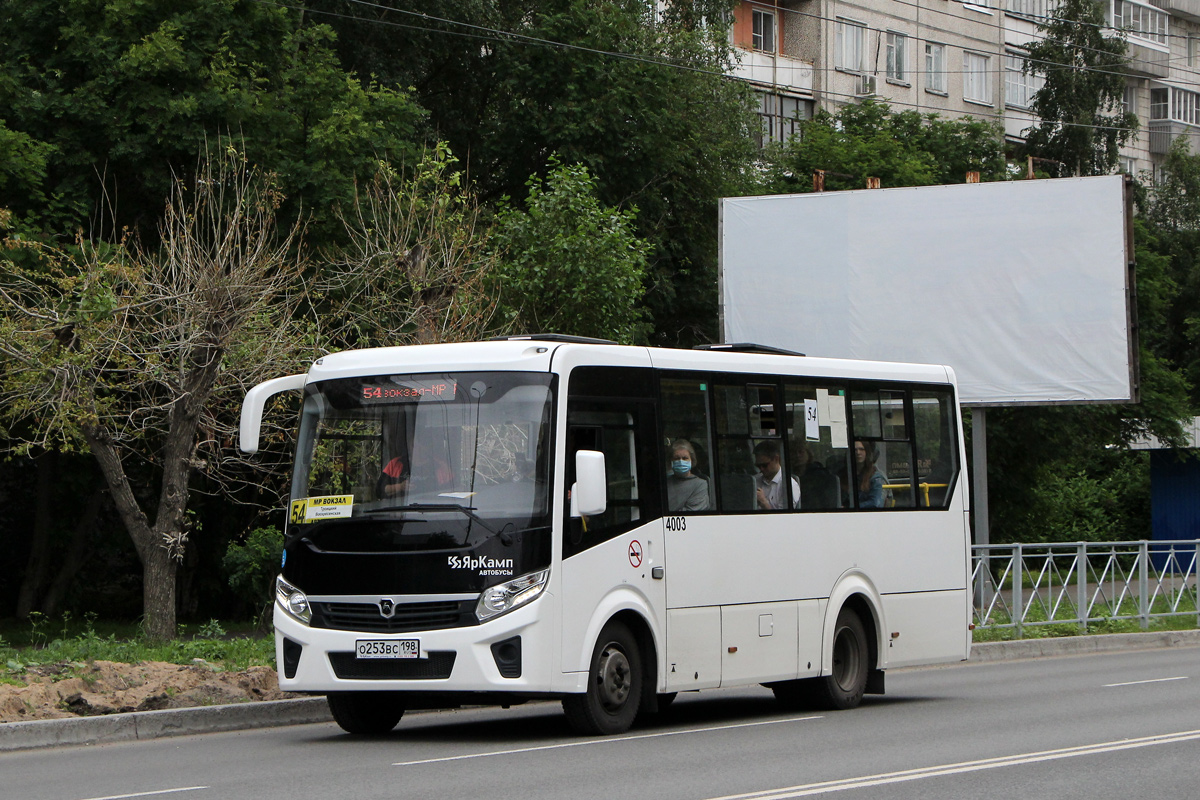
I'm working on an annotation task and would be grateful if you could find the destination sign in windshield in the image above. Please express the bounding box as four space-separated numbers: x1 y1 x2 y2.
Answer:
361 378 457 402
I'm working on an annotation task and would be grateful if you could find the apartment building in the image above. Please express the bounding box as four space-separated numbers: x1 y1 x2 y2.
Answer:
729 0 1200 176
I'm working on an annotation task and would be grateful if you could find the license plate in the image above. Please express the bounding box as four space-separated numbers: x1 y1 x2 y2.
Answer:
355 639 420 659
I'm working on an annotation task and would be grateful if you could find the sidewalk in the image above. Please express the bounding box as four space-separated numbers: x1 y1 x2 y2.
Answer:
3 629 1198 753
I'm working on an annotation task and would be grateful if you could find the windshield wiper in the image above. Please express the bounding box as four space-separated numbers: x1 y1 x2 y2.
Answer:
367 502 498 536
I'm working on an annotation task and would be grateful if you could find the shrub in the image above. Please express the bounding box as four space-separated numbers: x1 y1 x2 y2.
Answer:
222 526 284 622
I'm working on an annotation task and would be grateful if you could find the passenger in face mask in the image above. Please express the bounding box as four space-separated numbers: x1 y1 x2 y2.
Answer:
666 439 710 512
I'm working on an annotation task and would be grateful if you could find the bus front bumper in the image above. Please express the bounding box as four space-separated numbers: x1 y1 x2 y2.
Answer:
273 599 557 695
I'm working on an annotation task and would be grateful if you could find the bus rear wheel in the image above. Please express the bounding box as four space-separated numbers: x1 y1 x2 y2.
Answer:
813 607 869 710
563 621 642 735
327 692 405 734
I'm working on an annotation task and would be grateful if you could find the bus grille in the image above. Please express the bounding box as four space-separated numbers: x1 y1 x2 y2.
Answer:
311 600 474 633
329 651 456 680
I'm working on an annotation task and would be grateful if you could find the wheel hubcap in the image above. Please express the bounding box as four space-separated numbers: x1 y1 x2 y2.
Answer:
596 643 632 711
831 627 861 692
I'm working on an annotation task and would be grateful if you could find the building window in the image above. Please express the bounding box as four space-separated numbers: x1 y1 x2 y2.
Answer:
1190 36 1200 67
752 8 776 54
963 52 992 105
756 92 813 146
1172 87 1200 125
1150 87 1168 120
1113 0 1168 47
1006 0 1051 19
1123 83 1137 116
925 42 947 93
1004 53 1044 109
886 32 908 82
835 19 867 73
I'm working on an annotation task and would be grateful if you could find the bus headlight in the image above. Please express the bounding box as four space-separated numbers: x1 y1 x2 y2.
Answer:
476 569 549 622
276 575 311 625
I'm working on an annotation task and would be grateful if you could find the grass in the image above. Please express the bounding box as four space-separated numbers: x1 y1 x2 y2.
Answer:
0 613 275 679
2 600 1194 669
973 592 1199 642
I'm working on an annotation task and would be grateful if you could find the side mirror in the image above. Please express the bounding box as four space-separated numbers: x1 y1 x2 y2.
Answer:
239 374 306 454
571 450 607 517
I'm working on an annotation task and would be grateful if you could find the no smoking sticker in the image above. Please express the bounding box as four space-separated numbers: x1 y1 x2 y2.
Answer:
628 540 643 568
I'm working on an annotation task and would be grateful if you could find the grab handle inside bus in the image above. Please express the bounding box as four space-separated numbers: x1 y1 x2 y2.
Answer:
239 374 306 454
572 450 607 517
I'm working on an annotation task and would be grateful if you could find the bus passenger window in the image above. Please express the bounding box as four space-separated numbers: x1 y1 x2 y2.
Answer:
659 375 716 513
784 383 849 510
713 382 792 511
913 389 959 508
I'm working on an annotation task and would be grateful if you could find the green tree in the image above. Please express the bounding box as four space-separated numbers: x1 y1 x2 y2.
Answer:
0 122 53 211
0 1 424 242
1141 138 1200 405
311 0 758 345
761 99 1008 193
320 144 501 350
491 158 652 343
0 147 307 639
1023 0 1138 177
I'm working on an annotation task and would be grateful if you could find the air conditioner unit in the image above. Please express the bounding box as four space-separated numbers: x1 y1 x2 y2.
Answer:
856 74 877 97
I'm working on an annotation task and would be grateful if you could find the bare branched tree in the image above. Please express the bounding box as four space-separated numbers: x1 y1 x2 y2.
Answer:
0 145 307 639
320 145 503 349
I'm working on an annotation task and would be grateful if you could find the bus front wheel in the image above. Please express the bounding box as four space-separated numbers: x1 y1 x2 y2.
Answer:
327 691 405 734
563 621 642 735
813 607 869 710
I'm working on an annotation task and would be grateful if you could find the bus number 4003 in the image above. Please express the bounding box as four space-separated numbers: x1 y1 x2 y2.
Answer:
665 517 687 531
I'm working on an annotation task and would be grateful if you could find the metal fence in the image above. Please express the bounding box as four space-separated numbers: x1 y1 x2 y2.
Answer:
972 540 1200 637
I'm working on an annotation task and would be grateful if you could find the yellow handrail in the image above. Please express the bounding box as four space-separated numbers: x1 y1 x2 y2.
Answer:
882 481 949 507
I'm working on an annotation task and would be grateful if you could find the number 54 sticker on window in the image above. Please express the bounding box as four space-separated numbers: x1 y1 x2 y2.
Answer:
290 495 353 523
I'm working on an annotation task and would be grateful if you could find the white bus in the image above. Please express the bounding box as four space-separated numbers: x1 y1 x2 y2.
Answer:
240 336 971 736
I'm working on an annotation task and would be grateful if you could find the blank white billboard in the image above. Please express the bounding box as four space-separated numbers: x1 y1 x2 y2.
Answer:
720 175 1135 406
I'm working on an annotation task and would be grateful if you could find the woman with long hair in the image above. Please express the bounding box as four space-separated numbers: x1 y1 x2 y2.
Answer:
854 440 885 508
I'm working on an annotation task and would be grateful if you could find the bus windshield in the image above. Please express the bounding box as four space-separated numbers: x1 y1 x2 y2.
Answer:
290 371 554 550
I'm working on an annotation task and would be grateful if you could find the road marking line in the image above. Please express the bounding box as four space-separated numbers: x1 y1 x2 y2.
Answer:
1104 676 1188 687
80 788 208 800
393 715 823 766
703 729 1200 800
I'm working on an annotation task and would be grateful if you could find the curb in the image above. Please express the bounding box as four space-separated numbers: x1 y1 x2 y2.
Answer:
3 630 1199 753
968 628 1200 663
0 697 332 753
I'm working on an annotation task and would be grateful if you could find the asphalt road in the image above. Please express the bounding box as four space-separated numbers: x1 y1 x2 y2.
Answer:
2 646 1198 800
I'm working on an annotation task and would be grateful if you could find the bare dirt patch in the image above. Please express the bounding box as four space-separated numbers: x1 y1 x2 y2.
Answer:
0 661 296 724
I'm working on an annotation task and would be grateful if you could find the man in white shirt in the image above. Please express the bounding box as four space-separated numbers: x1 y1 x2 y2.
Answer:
753 440 800 510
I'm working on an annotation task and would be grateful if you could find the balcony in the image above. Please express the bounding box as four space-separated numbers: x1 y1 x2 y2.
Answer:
1126 40 1171 78
1150 0 1200 23
1111 0 1171 77
731 48 814 95
1148 119 1200 155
